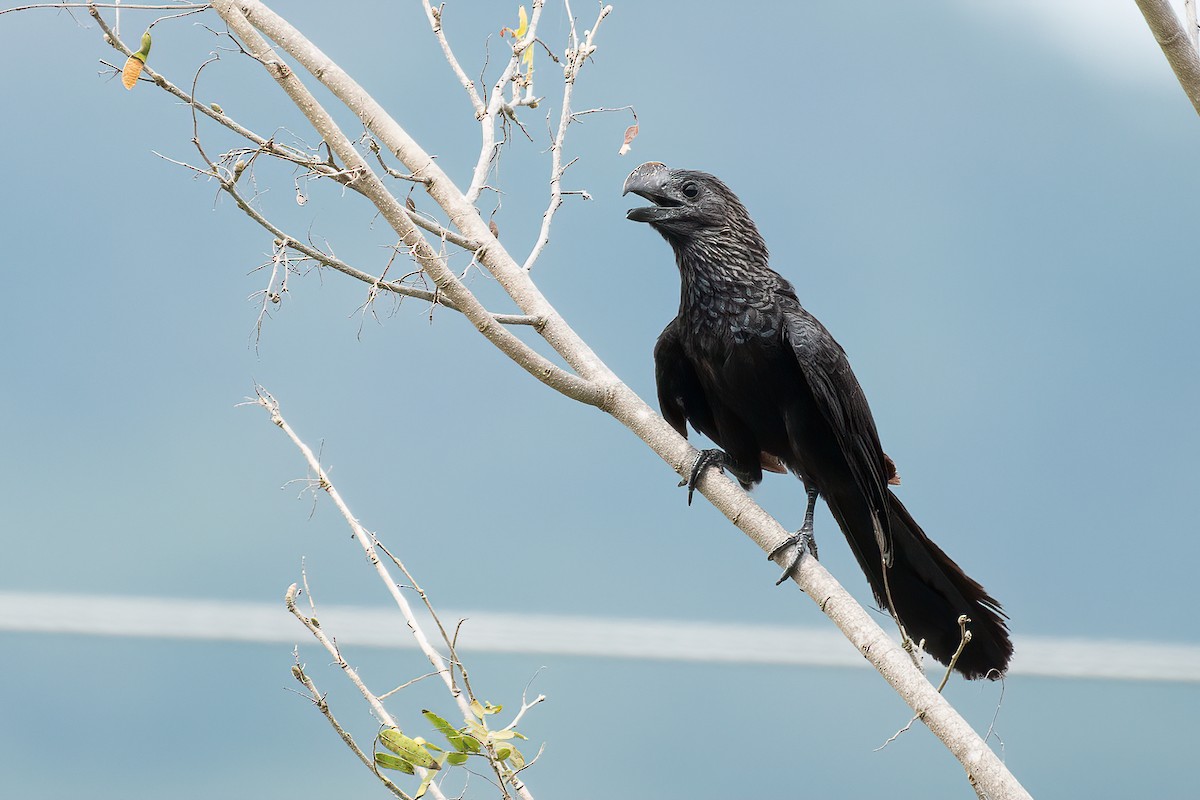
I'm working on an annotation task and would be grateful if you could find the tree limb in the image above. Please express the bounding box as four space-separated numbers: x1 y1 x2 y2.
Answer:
418 0 485 117
1135 0 1200 116
212 0 602 407
261 389 535 800
523 4 613 272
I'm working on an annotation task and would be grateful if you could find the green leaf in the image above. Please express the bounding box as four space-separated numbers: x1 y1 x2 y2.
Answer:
445 752 470 766
469 700 485 719
495 744 513 761
488 729 515 741
415 773 434 799
508 746 526 771
482 702 503 715
374 753 415 774
423 710 471 752
379 729 440 770
422 710 455 735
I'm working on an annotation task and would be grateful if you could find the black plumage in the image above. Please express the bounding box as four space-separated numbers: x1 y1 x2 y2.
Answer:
624 162 1012 679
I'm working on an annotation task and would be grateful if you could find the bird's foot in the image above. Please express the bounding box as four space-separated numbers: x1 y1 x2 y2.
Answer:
769 524 818 586
677 448 728 506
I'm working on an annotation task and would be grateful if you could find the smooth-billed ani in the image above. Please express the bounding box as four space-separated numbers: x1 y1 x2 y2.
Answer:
624 161 1011 679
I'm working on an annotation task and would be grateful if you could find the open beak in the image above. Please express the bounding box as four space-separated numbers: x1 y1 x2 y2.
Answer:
623 162 681 224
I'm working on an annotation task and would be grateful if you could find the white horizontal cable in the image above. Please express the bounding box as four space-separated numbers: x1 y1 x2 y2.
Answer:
1 592 1197 683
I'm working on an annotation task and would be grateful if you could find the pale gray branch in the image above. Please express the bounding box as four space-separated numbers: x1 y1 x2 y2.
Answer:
213 0 600 407
215 174 541 326
465 0 546 202
419 0 484 116
261 391 529 800
1136 0 1200 116
2 2 207 12
91 7 480 252
522 4 613 271
289 661 412 800
1188 0 1199 50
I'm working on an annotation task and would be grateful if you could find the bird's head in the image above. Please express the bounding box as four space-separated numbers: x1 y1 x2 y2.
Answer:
623 162 766 260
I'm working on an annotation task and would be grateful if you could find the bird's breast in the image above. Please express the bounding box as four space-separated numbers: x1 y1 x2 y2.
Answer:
682 294 782 346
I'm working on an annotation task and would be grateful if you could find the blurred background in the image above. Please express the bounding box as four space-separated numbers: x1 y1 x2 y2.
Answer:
1 1 1197 797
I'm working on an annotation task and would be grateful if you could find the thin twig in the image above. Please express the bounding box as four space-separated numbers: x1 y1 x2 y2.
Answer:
285 583 450 800
286 583 397 727
260 390 529 800
465 0 546 203
151 145 540 330
213 0 602 408
2 2 206 12
877 614 976 751
378 671 441 701
1187 0 1199 51
522 4 613 271
290 661 412 800
935 616 974 694
374 540 520 800
420 0 484 117
91 7 478 252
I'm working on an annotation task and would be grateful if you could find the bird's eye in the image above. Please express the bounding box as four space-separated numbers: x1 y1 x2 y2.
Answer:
681 182 699 199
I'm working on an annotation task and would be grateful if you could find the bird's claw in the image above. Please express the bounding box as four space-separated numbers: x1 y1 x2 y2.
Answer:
678 448 727 506
770 525 818 586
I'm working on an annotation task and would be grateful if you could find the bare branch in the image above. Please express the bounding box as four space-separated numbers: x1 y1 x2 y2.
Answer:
419 0 484 116
522 4 613 271
290 660 412 800
465 0 547 202
91 7 482 253
148 143 542 330
97 1 547 336
1135 0 1200 116
261 391 534 800
378 671 441 701
213 0 602 407
285 583 398 728
936 616 974 694
212 171 543 327
372 540 525 800
89 8 341 177
1188 0 1200 51
2 2 207 12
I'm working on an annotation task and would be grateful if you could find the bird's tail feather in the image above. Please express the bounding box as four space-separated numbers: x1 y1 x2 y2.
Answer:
825 490 1012 680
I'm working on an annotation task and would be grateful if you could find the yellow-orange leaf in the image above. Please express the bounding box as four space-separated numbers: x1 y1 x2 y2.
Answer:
121 56 145 90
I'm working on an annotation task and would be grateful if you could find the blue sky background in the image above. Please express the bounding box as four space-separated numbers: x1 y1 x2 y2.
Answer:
1 1 1198 797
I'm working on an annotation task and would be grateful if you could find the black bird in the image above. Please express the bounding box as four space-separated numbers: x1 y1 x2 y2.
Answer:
623 162 1011 679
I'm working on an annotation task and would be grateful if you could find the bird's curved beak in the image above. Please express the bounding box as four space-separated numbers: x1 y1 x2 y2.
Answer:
623 162 680 224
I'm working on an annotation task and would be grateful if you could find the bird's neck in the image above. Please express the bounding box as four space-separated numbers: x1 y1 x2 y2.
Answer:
673 236 777 320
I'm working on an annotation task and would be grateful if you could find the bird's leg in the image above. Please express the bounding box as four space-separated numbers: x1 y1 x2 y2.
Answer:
677 448 729 506
769 484 820 585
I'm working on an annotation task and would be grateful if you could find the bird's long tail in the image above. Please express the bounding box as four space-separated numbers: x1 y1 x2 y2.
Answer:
824 490 1012 680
